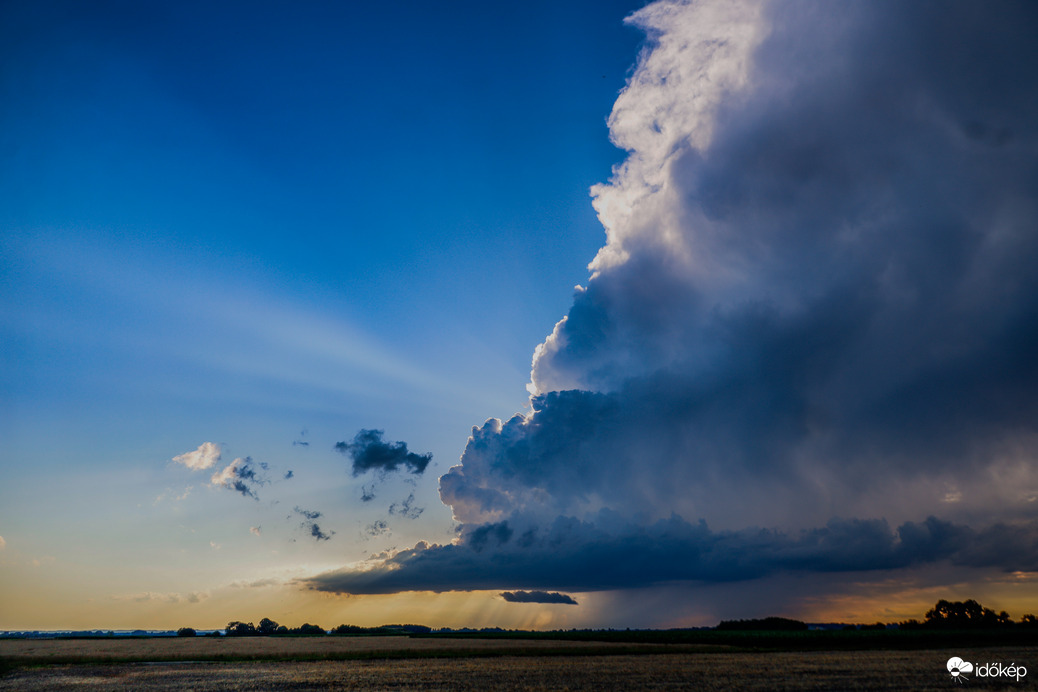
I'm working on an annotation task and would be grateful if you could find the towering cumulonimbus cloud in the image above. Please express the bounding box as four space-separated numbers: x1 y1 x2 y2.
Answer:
443 0 1038 531
309 0 1038 598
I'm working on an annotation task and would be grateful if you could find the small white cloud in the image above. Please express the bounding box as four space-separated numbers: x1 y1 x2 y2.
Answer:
0 535 6 550
210 540 221 551
250 526 262 536
173 442 222 470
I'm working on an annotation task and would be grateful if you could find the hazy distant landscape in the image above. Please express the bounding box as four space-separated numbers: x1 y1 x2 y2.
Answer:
3 600 1036 690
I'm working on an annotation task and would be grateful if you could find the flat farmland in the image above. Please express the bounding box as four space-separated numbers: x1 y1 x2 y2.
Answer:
0 635 660 663
1 640 1034 690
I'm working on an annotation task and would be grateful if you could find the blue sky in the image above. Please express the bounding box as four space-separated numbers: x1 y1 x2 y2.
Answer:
2 0 644 480
4 0 1038 630
1 0 649 629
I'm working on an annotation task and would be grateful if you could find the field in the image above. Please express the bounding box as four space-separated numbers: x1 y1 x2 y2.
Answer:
1 637 1034 690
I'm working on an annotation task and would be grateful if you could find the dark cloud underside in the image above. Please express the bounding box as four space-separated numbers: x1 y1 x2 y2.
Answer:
501 590 578 605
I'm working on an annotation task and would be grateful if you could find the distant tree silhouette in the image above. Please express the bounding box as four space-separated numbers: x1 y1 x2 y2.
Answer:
225 621 257 636
176 627 196 637
924 599 1011 628
257 618 280 635
1021 614 1038 628
290 623 326 635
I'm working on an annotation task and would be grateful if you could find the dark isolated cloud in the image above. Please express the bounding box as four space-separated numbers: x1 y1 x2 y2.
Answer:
309 0 1038 601
361 485 376 502
284 470 294 480
294 506 333 541
210 457 267 500
389 493 424 520
501 591 578 605
336 429 432 476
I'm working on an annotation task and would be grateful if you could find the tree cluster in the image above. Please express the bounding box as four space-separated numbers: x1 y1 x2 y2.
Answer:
224 618 325 636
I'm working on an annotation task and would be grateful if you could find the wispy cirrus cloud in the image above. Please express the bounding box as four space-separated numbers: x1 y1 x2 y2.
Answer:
113 590 209 604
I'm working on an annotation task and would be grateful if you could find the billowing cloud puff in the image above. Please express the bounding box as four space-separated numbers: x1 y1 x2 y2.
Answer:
0 535 5 550
336 429 432 476
172 442 221 471
210 457 266 499
501 590 578 605
311 0 1038 600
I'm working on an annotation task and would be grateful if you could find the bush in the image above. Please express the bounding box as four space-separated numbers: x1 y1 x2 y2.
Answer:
176 627 196 637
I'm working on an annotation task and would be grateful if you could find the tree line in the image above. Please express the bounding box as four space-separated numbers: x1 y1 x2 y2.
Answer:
709 600 1038 632
175 600 1038 637
176 619 431 637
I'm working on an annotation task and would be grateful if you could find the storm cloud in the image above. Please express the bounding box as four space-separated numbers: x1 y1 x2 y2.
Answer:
307 515 1038 594
441 0 1038 531
336 429 432 476
312 0 1038 599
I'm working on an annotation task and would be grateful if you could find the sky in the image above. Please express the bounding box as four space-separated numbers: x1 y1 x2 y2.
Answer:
2 0 1038 631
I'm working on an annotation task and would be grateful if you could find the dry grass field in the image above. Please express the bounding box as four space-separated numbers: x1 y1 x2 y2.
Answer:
1 640 1034 690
